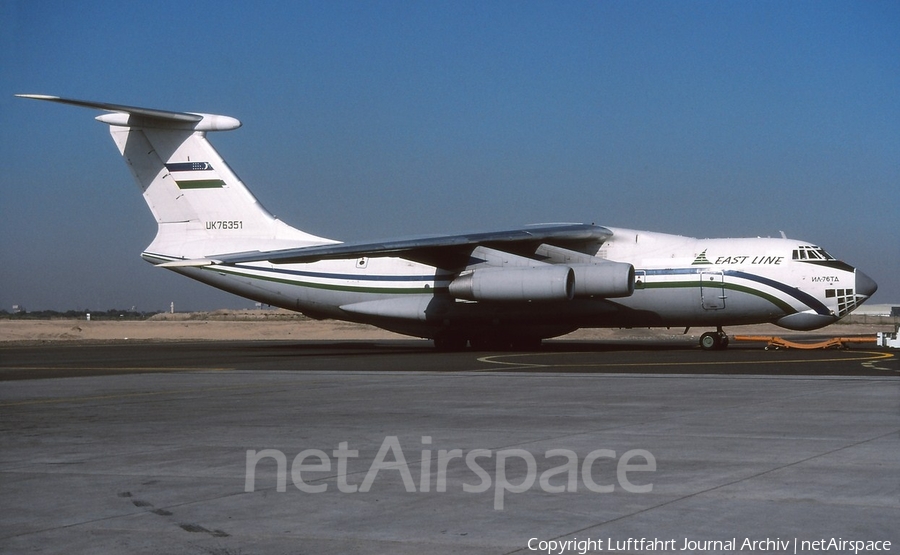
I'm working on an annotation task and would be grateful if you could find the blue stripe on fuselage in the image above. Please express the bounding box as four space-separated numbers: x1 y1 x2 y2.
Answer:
724 270 830 315
641 267 829 315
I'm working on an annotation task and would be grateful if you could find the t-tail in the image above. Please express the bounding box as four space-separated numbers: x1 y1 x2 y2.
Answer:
16 95 334 265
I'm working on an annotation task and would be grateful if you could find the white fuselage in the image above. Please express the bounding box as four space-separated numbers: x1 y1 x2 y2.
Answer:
152 226 866 339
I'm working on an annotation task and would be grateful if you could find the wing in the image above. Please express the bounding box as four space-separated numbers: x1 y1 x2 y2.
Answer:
212 223 612 269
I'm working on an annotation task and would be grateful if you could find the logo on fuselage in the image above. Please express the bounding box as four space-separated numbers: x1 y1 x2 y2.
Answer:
692 250 785 266
692 250 712 265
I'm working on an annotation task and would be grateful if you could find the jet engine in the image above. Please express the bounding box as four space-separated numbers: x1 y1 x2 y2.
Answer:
449 266 575 302
570 262 635 298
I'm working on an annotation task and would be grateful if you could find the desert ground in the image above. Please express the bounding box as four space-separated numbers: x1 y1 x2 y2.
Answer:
0 309 893 345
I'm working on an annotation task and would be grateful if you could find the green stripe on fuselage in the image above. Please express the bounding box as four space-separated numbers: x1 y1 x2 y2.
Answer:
206 265 433 295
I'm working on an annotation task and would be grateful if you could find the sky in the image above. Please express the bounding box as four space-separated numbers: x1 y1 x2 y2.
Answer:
1 1 898 312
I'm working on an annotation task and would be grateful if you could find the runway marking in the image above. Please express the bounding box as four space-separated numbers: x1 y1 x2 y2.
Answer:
477 350 895 370
861 354 899 373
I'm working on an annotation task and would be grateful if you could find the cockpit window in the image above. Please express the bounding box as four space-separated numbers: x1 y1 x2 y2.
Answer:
793 245 835 261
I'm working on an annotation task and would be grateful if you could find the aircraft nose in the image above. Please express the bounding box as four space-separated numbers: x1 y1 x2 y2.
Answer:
856 269 878 298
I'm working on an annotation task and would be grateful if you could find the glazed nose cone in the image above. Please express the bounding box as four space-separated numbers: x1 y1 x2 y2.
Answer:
855 270 878 299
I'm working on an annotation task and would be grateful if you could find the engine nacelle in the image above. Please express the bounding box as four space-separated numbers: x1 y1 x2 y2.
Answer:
449 266 574 302
571 262 635 298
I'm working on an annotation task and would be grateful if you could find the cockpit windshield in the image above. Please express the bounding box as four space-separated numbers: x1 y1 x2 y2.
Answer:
792 245 835 261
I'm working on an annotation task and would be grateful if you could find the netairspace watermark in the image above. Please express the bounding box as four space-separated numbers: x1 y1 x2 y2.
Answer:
527 537 893 554
244 435 656 510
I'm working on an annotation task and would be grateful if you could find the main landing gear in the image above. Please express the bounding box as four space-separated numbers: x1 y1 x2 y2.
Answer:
433 335 468 352
699 327 730 351
433 334 543 352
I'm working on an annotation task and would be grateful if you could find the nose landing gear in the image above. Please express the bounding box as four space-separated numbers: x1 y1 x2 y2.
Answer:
700 327 730 350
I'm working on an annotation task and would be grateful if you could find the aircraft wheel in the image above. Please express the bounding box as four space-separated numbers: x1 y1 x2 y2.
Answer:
700 332 720 351
470 336 498 351
470 336 513 351
510 337 542 351
700 331 729 351
433 335 468 351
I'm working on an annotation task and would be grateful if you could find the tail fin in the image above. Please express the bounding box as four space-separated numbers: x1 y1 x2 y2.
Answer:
17 95 333 262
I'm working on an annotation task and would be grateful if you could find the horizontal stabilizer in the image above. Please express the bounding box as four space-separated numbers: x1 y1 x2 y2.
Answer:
15 94 240 131
156 258 222 268
17 94 202 121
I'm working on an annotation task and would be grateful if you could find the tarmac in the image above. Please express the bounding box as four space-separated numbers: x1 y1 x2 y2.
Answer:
0 339 898 554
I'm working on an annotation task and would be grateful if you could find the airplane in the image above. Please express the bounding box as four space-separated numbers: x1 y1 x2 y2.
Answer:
17 94 878 351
